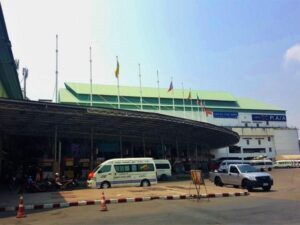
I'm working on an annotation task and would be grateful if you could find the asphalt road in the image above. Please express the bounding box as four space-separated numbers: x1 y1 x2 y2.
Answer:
1 195 300 225
1 168 300 225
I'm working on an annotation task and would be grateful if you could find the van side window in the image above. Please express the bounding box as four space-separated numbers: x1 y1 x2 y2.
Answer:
114 164 155 173
114 165 131 173
138 164 155 172
98 165 111 173
155 163 170 169
131 164 137 172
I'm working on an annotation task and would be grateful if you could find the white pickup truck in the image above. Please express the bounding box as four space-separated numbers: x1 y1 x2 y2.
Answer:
209 164 273 191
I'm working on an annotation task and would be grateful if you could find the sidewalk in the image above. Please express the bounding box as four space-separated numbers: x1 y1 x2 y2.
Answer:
0 180 248 210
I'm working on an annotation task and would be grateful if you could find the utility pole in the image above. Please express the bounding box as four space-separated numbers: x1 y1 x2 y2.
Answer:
22 68 28 99
55 34 59 103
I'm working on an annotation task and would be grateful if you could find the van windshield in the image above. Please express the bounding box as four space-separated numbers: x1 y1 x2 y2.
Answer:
93 164 101 173
238 165 258 173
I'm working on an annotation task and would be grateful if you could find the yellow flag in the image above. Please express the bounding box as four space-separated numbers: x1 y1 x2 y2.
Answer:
115 58 120 78
187 90 191 100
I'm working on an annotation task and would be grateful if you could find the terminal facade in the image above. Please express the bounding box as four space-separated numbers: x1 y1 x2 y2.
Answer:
59 82 300 161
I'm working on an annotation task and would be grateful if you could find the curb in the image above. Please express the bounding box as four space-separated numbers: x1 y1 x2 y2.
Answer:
0 191 249 212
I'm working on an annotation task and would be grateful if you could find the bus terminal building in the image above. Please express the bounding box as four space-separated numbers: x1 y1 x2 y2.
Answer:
0 3 240 180
0 98 239 179
0 3 299 181
59 82 300 161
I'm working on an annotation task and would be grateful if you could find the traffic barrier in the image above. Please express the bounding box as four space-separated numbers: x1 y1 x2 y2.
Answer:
100 192 108 211
0 191 249 213
16 196 26 218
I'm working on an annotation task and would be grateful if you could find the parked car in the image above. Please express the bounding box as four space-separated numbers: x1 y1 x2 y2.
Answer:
209 164 273 191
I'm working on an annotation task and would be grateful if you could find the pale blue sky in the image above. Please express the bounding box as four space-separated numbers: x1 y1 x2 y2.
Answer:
2 0 300 130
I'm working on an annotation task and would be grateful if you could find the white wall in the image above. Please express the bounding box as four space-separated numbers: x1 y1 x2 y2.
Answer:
273 128 300 155
211 128 299 160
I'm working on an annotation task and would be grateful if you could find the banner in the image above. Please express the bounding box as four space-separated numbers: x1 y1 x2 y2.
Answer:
213 111 238 119
252 114 286 122
190 170 204 185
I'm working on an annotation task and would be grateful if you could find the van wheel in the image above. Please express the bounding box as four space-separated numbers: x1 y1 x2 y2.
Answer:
101 181 111 189
141 179 150 187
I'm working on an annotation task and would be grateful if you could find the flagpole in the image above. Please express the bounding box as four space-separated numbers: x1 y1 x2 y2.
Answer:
157 70 161 112
171 77 175 112
139 63 143 111
197 94 200 121
89 46 93 107
55 34 58 103
116 56 120 109
203 100 207 122
190 88 193 120
181 82 186 118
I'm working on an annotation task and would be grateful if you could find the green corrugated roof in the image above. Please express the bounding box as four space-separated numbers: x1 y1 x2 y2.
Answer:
0 4 23 99
60 82 284 112
236 98 282 111
59 88 79 103
65 82 236 101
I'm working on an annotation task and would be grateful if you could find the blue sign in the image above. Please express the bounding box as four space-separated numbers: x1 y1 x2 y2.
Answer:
213 112 238 119
252 114 286 122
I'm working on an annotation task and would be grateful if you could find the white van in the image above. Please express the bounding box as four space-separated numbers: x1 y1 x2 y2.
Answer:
87 158 157 189
218 160 247 171
249 159 273 171
154 159 172 180
274 160 300 168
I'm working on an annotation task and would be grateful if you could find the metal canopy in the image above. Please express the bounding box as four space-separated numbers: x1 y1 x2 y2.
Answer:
0 98 239 149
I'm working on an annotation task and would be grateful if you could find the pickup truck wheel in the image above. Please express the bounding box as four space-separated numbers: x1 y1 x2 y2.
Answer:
242 179 253 191
262 185 271 192
214 177 223 187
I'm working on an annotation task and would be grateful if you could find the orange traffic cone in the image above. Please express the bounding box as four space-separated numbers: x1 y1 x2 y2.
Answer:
100 192 108 211
16 196 26 218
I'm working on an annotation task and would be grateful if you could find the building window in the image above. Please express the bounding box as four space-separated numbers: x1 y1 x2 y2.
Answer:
269 148 272 153
268 137 271 142
243 148 266 153
258 139 261 145
229 146 241 154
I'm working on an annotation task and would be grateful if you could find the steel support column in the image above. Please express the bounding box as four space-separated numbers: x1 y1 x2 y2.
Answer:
90 128 94 169
54 126 57 162
142 135 146 157
120 132 123 158
176 138 179 160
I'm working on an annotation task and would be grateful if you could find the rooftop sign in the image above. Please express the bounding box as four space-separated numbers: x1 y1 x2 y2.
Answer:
252 114 286 122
